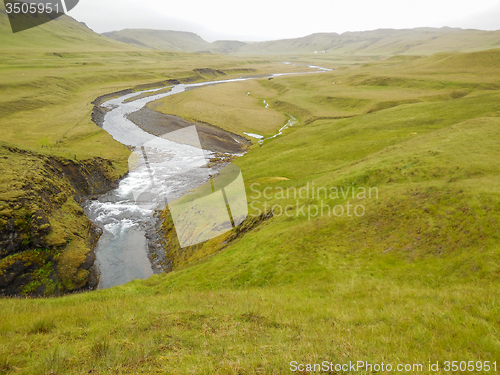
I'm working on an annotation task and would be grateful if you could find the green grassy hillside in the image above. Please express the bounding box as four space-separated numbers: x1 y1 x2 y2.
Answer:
101 29 211 52
0 48 498 373
210 40 248 54
105 26 500 56
237 28 500 55
102 29 249 54
0 2 132 51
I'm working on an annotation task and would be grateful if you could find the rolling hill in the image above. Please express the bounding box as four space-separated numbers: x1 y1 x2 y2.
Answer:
209 39 248 54
101 29 212 52
237 27 500 55
0 2 131 51
0 2 499 372
103 26 500 55
101 29 250 54
1 47 499 372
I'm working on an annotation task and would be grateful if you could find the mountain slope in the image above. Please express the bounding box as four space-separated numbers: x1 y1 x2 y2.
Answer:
237 27 500 55
101 29 210 52
210 40 248 54
0 2 131 51
104 26 500 55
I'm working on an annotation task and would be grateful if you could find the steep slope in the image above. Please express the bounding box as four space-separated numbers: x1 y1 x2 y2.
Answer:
0 2 131 51
101 29 211 52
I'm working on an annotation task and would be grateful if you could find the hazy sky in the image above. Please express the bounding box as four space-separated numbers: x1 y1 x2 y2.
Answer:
68 0 500 42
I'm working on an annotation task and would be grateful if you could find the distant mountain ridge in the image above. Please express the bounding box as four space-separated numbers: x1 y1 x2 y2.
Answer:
101 29 248 54
2 0 499 57
101 29 211 52
102 27 500 55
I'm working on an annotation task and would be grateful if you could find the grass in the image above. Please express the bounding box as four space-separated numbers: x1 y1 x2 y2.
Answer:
0 50 306 159
0 10 319 296
0 279 498 373
232 28 500 56
0 39 500 373
149 79 289 138
150 49 500 138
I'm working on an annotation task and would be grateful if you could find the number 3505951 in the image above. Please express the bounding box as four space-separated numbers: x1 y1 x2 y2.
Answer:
5 2 62 14
443 361 496 372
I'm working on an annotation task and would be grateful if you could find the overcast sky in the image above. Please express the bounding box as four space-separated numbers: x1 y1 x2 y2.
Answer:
68 0 500 42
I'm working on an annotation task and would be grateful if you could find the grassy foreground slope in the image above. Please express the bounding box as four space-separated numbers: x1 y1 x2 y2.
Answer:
1 50 499 373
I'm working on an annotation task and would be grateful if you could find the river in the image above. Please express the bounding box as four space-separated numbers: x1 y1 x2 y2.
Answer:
85 64 331 289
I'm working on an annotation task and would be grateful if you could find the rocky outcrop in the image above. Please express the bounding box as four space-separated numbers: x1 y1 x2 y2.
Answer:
0 144 122 296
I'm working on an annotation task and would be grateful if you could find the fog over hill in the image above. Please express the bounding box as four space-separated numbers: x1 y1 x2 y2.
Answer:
101 29 209 52
102 27 500 55
2 1 499 57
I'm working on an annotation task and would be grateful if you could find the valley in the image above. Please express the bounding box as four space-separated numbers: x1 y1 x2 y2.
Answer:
0 2 499 372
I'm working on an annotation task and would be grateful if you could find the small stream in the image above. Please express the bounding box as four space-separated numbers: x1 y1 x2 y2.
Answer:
85 64 331 289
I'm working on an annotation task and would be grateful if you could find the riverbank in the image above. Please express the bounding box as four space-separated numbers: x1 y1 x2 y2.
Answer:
91 68 329 284
86 76 260 288
0 144 123 296
125 103 253 276
1 71 256 295
127 107 250 154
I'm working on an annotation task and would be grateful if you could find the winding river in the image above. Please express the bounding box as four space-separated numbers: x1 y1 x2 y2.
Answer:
85 64 331 289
